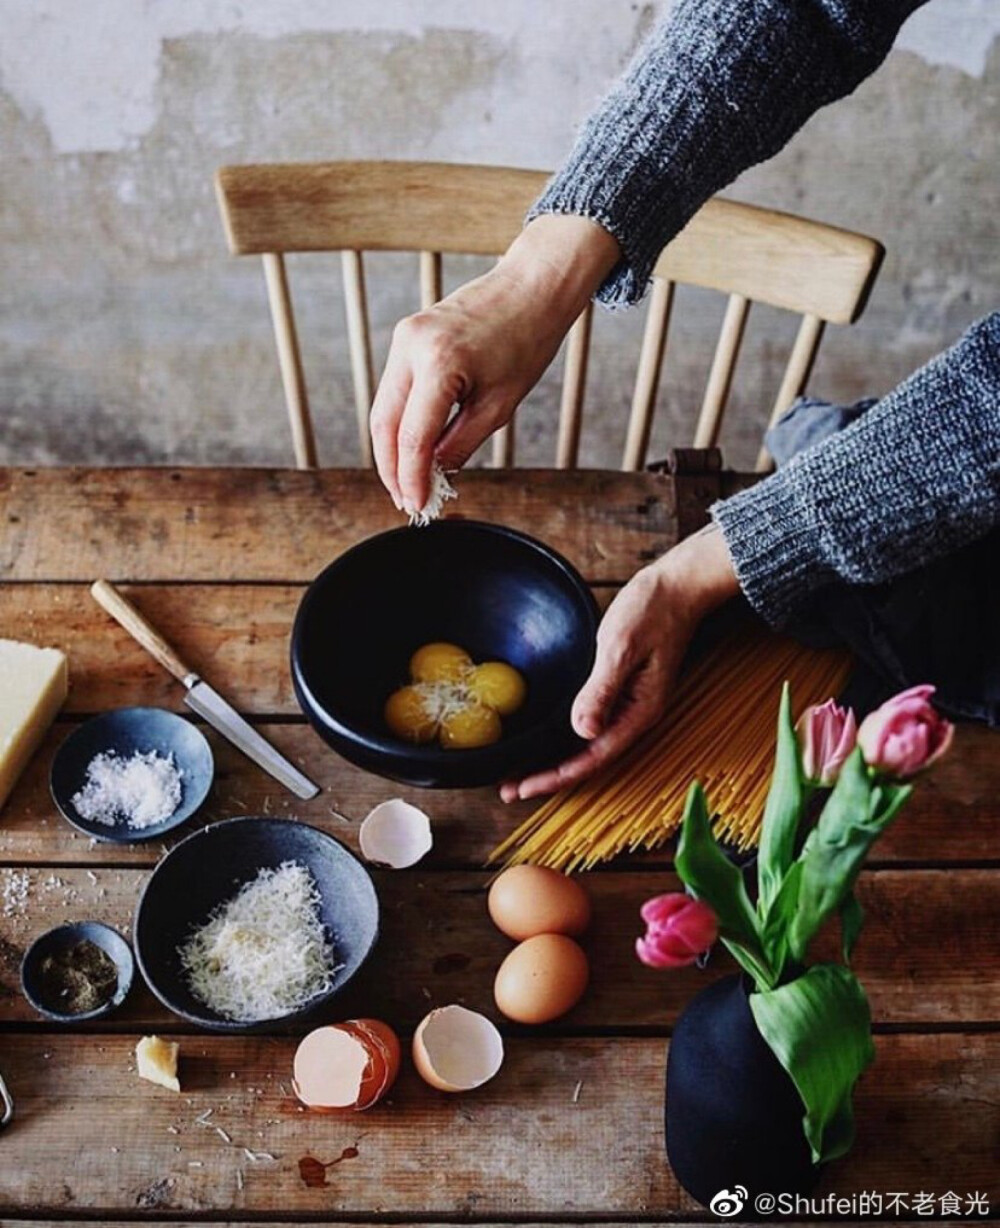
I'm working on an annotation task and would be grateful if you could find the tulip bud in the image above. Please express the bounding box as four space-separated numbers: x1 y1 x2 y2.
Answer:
635 893 718 969
856 684 954 779
796 698 857 786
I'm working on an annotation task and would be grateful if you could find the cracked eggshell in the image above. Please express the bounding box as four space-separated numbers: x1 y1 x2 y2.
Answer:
359 799 433 868
412 1004 504 1092
293 1018 400 1111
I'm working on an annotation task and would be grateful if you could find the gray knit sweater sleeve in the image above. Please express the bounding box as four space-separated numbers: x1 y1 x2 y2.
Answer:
711 313 1000 627
529 0 926 307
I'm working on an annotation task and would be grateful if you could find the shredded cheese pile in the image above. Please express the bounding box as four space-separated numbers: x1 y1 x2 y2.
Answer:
179 861 340 1022
410 678 476 724
409 464 457 526
72 749 183 830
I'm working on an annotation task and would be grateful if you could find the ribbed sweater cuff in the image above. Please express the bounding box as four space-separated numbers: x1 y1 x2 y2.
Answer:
711 471 835 629
527 179 682 309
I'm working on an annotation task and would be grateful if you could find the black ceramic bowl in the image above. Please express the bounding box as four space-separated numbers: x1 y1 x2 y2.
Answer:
50 707 214 843
291 520 599 788
21 921 135 1023
133 817 379 1032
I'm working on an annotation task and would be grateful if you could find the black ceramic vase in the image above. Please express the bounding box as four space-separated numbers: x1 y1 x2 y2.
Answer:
666 974 820 1212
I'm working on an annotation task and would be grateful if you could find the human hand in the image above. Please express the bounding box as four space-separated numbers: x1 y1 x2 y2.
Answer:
500 523 740 802
370 215 620 514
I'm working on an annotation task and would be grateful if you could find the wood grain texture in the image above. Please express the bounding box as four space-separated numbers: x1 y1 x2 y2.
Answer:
0 1033 995 1217
2 867 997 1029
1 712 996 870
215 163 882 324
0 469 677 584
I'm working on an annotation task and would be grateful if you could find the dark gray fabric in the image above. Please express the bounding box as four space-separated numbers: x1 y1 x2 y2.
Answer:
762 391 1000 726
529 0 928 308
527 0 1000 657
711 312 1000 627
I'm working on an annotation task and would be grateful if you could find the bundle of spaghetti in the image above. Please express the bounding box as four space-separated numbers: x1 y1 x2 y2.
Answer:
488 629 852 873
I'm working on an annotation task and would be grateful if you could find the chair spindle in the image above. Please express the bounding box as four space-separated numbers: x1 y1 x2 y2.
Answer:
261 252 318 470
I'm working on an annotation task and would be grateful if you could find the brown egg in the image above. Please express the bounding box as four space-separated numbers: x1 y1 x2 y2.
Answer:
493 934 589 1024
487 865 591 941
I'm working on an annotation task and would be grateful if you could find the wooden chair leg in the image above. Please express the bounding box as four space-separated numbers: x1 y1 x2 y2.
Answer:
419 251 442 310
341 250 376 467
556 305 593 470
755 313 825 472
622 279 674 471
262 252 318 470
694 293 750 449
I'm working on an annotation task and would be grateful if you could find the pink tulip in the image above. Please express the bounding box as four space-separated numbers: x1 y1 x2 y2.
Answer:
635 893 718 969
856 685 954 779
796 698 857 786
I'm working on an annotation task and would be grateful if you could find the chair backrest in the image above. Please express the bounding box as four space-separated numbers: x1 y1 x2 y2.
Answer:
216 161 884 473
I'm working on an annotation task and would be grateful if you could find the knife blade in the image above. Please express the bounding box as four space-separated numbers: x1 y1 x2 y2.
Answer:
90 579 320 800
184 679 319 800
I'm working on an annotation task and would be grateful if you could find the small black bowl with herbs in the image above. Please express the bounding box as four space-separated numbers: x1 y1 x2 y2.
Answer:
21 921 135 1022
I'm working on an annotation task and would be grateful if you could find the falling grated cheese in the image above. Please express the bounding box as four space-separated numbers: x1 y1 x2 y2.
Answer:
179 862 340 1023
409 464 457 526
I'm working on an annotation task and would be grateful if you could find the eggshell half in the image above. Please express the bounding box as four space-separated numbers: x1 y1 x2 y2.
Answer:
487 864 591 940
412 1004 504 1092
293 1025 370 1109
342 1018 401 1108
293 1018 400 1111
359 799 433 868
494 934 589 1024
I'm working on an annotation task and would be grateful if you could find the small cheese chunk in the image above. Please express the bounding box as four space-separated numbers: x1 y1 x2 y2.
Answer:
0 639 68 814
136 1035 181 1092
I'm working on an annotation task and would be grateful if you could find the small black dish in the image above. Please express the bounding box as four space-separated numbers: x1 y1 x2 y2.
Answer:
291 519 600 788
21 921 135 1023
50 707 214 843
134 816 380 1032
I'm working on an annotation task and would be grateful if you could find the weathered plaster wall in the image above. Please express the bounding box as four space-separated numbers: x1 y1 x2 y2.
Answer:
1 1 997 469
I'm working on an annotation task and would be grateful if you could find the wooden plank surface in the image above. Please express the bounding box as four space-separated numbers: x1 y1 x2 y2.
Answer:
0 1033 995 1217
2 466 998 1225
2 717 996 870
0 583 619 716
1 867 998 1030
0 469 676 584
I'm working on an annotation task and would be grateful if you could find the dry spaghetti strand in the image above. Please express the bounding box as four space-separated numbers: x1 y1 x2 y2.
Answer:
488 628 851 872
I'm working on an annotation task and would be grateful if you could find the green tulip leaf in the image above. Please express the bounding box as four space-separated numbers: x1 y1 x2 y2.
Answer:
840 892 864 963
757 682 806 917
789 749 911 962
750 964 875 1164
675 782 774 989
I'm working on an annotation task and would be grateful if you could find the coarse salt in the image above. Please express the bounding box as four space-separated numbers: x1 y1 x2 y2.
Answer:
72 750 183 830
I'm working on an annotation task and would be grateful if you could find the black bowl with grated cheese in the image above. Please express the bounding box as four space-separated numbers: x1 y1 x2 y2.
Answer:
291 520 600 788
134 817 379 1031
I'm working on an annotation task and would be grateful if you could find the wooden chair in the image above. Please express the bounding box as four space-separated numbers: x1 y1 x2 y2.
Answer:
215 161 883 473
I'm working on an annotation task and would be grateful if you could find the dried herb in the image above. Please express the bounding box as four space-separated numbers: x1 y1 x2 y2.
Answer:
37 939 118 1015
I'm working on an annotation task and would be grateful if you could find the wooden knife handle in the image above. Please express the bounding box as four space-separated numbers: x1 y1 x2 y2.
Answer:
90 579 194 684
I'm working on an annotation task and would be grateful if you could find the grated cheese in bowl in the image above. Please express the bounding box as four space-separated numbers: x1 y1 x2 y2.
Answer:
179 861 340 1023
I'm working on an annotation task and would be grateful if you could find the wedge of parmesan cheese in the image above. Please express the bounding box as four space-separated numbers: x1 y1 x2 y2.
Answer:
136 1035 181 1092
0 639 68 814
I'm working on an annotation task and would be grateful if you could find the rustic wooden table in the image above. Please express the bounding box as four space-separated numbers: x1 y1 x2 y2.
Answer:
1 466 998 1224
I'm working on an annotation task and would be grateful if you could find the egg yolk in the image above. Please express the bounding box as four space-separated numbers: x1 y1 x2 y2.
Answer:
467 661 526 717
409 642 472 684
439 703 502 749
384 685 438 743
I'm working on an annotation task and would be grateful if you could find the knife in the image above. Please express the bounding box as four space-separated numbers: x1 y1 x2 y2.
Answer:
90 579 319 800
